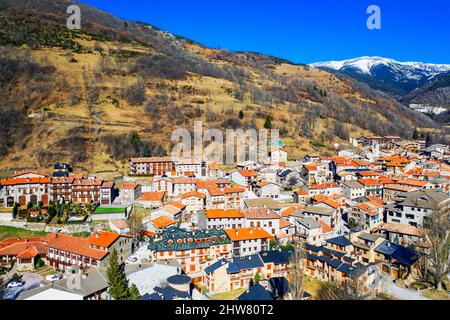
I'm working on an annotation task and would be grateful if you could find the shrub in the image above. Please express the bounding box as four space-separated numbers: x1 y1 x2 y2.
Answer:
221 118 242 129
35 258 44 269
122 81 147 106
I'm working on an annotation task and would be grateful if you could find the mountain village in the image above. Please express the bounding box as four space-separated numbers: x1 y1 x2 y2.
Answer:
0 134 449 301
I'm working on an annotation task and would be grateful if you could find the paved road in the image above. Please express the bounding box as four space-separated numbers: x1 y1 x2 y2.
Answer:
380 275 429 300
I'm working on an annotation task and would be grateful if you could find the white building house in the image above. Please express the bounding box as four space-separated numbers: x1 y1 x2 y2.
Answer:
180 191 206 214
225 227 272 257
242 207 282 236
342 181 366 200
385 190 450 227
254 181 281 198
198 209 245 229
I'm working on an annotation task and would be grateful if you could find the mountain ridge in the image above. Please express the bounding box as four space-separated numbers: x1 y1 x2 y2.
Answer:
311 56 450 96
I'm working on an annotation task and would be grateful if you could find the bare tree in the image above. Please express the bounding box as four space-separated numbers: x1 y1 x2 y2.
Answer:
316 279 375 300
122 81 147 106
128 211 143 242
0 277 5 300
286 243 305 300
416 209 450 290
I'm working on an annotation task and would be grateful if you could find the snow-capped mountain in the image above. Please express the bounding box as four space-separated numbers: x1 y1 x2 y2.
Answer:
311 57 450 96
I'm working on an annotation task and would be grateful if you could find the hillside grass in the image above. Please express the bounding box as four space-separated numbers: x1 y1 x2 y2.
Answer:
0 226 48 240
209 288 247 300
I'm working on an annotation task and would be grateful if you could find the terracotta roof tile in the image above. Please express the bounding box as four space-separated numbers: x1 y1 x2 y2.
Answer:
204 209 244 219
225 227 272 241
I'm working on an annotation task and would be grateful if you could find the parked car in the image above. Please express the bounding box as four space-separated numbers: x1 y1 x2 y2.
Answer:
126 256 138 264
45 275 60 282
7 281 24 288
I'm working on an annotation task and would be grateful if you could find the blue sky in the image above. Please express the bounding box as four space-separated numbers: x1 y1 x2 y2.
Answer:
79 0 450 64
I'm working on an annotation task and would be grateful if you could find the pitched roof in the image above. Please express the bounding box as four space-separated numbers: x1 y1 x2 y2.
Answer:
151 216 177 229
16 245 39 259
380 223 422 237
319 220 332 233
130 157 173 163
237 170 258 177
242 207 280 220
259 250 292 265
163 201 187 211
397 179 430 187
223 186 246 194
308 182 339 190
279 217 292 228
122 183 139 190
237 284 274 301
207 187 224 196
148 227 231 252
326 235 352 247
139 192 166 202
294 189 308 195
374 241 419 266
227 254 264 273
280 206 303 217
0 177 51 186
204 209 244 219
181 191 206 199
303 206 334 216
225 228 272 241
110 219 129 230
46 233 110 260
87 231 120 248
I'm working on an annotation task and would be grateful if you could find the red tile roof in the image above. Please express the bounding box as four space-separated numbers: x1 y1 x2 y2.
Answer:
122 183 139 190
151 216 177 229
237 170 258 177
46 233 109 260
0 177 51 186
223 186 246 194
139 192 167 202
225 227 272 241
308 182 339 190
242 207 280 219
87 231 120 248
204 209 244 219
181 191 206 199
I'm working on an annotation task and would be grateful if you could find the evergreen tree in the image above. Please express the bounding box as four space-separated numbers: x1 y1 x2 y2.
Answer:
107 249 130 300
263 115 272 129
253 272 261 284
238 110 244 120
425 134 433 147
130 131 141 155
12 202 19 219
129 283 141 300
142 145 151 157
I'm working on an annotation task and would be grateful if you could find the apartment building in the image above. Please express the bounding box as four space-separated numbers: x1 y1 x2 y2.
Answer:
129 157 176 176
147 227 232 274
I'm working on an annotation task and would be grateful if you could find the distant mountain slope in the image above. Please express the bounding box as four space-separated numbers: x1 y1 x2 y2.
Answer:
0 0 445 176
402 71 450 108
311 57 450 96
